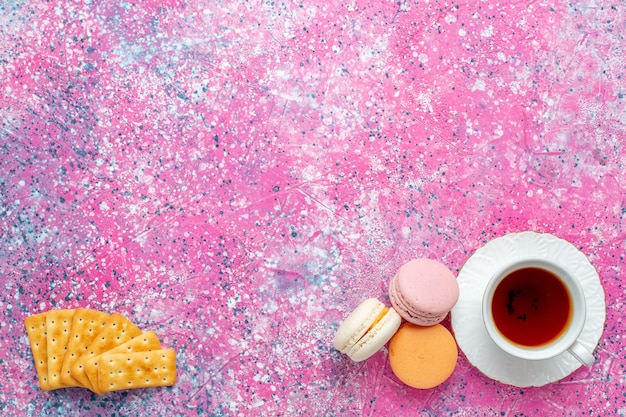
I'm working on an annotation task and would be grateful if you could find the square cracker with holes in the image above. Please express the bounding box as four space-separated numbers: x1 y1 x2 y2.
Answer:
60 308 110 387
84 331 162 395
46 309 76 390
71 313 142 390
97 349 177 393
24 312 50 391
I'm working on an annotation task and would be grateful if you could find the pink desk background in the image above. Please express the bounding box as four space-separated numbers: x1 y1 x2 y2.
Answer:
1 1 624 416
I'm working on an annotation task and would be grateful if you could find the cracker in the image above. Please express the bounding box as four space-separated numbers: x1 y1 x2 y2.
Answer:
97 349 177 393
46 309 76 389
71 313 142 390
60 308 110 387
84 331 162 395
24 312 50 391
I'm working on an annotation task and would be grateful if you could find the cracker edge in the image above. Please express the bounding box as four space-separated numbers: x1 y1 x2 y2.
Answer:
24 313 51 391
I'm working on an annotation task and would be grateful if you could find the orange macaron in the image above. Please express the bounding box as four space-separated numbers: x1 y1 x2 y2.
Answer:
388 323 458 389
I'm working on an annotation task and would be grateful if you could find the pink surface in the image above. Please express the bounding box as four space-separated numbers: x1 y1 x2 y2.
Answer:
1 0 624 416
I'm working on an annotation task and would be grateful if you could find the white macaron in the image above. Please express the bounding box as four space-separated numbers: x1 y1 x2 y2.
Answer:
333 298 402 362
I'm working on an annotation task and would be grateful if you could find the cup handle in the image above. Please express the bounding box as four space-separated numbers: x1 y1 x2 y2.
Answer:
568 341 595 366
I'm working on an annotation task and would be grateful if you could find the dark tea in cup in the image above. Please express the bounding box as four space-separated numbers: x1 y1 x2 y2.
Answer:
491 267 572 347
481 240 596 366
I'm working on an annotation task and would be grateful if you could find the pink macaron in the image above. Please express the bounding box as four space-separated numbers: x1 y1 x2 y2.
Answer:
388 259 459 326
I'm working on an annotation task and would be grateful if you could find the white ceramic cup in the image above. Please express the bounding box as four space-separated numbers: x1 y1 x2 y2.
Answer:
482 258 595 366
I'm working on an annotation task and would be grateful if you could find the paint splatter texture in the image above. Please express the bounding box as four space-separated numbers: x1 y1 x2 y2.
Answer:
1 0 625 415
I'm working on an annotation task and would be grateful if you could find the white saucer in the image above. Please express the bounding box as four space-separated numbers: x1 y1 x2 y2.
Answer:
450 231 606 387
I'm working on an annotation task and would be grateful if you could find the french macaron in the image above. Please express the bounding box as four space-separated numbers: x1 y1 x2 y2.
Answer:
333 298 402 362
388 258 459 325
389 323 458 389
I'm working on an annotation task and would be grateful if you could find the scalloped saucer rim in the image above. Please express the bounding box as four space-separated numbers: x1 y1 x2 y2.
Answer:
450 231 606 387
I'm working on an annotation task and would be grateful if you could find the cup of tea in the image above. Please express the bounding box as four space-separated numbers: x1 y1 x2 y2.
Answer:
482 258 595 365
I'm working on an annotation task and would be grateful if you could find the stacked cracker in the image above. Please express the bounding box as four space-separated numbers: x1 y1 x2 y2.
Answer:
24 308 176 395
